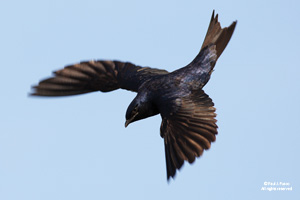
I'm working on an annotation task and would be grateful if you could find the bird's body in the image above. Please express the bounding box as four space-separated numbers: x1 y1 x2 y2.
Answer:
31 11 237 180
127 44 218 121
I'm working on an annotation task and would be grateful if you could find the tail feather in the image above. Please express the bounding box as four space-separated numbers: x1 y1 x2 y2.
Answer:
201 10 237 59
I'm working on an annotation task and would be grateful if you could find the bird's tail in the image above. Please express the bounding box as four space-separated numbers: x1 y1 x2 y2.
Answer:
172 10 237 88
178 11 237 88
200 10 237 59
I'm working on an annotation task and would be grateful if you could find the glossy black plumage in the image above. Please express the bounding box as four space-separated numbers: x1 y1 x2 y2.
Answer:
31 10 237 181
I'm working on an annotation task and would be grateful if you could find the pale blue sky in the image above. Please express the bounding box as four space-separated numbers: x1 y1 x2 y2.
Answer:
0 0 299 199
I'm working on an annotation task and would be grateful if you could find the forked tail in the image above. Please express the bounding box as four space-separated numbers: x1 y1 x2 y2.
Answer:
200 10 237 59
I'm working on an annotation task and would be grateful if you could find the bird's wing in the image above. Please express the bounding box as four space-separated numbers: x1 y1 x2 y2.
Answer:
160 89 218 180
31 60 168 96
200 10 237 59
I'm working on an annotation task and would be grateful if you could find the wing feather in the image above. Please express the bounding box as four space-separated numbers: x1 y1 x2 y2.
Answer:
160 89 218 180
31 60 168 96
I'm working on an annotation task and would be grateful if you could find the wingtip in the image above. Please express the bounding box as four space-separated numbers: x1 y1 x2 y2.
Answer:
167 177 171 183
166 167 178 182
167 174 173 183
29 93 38 96
28 91 42 97
29 85 38 97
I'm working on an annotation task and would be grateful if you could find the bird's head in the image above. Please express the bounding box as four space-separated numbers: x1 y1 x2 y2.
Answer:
125 93 158 127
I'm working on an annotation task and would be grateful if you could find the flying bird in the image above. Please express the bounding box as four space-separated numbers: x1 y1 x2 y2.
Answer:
31 10 237 181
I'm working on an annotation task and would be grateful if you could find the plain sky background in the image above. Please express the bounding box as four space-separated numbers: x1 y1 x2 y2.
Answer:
0 0 299 199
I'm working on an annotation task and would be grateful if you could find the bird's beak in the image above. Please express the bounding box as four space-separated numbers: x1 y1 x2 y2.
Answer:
125 112 139 128
125 119 131 128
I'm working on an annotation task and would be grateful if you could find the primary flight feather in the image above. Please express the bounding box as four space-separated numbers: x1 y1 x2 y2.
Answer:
31 10 237 181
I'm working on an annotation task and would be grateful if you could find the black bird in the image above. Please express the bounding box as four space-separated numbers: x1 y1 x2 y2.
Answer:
31 10 236 180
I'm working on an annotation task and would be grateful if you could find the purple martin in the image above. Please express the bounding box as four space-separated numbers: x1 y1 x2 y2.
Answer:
31 10 237 181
